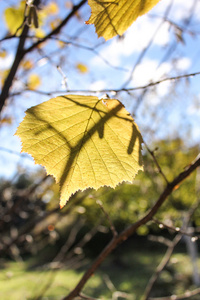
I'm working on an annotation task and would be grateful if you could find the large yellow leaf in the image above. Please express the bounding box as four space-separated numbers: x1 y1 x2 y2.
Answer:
86 0 161 40
15 95 143 207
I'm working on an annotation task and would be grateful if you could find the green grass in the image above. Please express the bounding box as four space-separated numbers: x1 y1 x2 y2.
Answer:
0 242 200 300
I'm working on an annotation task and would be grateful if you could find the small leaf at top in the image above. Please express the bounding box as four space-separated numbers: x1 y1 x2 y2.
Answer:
86 0 161 40
15 95 143 207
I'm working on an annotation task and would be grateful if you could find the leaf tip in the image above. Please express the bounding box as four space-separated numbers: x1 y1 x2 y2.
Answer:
60 196 69 209
60 203 64 209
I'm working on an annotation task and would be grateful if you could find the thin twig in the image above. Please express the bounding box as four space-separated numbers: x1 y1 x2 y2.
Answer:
11 71 200 97
0 147 32 159
152 218 200 239
79 293 100 300
144 142 169 184
149 287 200 300
142 233 182 300
96 200 118 237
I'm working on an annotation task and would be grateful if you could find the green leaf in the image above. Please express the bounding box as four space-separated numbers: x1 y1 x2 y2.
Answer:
86 0 161 40
15 95 143 207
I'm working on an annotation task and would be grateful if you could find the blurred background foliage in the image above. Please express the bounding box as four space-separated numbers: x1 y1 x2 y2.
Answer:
0 137 200 299
0 138 199 262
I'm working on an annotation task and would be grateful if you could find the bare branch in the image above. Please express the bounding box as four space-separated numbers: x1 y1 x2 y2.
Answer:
62 154 200 300
0 21 29 115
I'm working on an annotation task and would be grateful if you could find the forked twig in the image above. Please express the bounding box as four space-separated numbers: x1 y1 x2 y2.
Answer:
96 200 118 237
142 233 182 300
149 287 200 300
144 142 169 184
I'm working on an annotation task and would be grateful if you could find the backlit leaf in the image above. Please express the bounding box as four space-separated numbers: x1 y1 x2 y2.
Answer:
86 0 161 40
15 95 143 207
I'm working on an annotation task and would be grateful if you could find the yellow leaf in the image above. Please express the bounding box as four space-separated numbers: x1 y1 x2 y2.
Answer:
50 18 61 30
76 63 88 73
34 28 46 38
0 69 9 87
4 1 25 34
1 117 12 125
46 2 59 14
27 74 41 90
15 95 143 207
21 60 34 70
86 0 161 40
57 40 66 48
0 50 7 58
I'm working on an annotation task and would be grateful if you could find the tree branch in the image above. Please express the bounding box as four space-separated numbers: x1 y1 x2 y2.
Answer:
24 0 87 54
0 23 29 114
62 154 200 300
0 0 87 115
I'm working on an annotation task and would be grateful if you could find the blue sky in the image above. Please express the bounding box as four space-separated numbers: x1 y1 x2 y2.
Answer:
0 0 200 179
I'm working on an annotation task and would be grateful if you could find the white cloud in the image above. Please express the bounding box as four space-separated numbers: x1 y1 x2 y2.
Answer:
89 80 106 91
174 57 191 71
90 14 170 69
188 98 200 116
0 53 13 69
130 59 171 86
151 0 200 21
169 0 200 21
